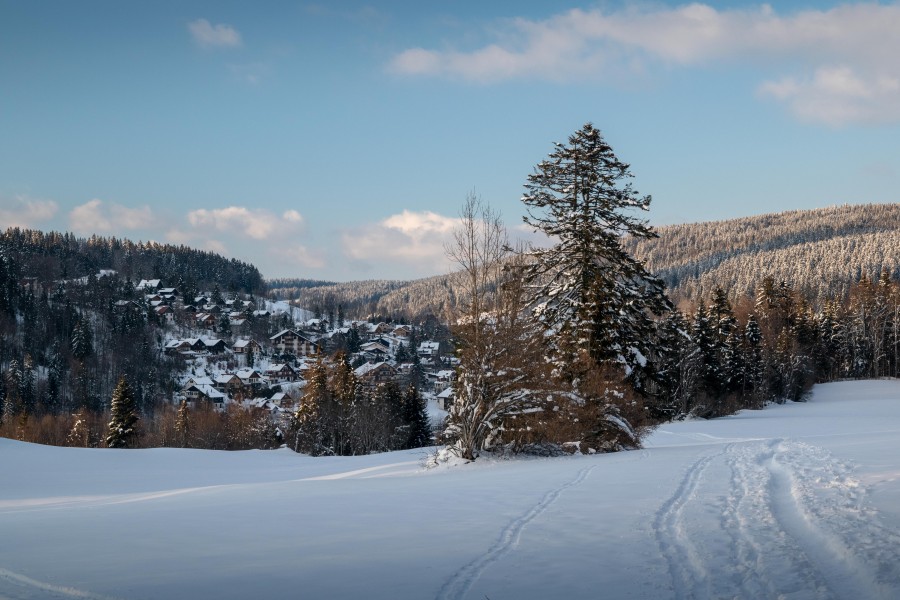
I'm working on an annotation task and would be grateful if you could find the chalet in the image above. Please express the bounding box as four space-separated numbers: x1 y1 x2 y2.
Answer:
187 337 228 354
236 368 266 389
136 279 161 291
158 287 179 297
214 373 243 396
196 313 216 328
436 387 455 411
155 305 173 322
232 339 261 354
354 361 397 386
433 369 455 394
185 375 215 388
252 309 271 318
418 341 441 358
183 383 226 408
265 363 298 383
269 391 294 407
270 329 320 356
370 322 393 335
114 299 141 311
392 325 411 338
164 339 194 355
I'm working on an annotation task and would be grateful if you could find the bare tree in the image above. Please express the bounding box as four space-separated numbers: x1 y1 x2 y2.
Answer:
444 195 549 459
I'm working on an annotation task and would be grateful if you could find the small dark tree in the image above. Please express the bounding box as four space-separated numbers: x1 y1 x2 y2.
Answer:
107 375 139 448
402 384 431 449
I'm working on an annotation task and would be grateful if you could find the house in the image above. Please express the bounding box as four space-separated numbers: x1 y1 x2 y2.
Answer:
236 368 266 389
370 322 393 335
232 339 261 354
418 341 441 358
360 340 391 360
196 313 216 328
165 339 199 355
187 337 228 354
433 369 455 393
214 373 244 396
392 325 412 338
265 363 298 383
154 305 173 322
354 361 398 386
136 279 161 291
436 387 455 411
158 287 179 297
269 391 294 407
182 383 226 408
270 329 320 356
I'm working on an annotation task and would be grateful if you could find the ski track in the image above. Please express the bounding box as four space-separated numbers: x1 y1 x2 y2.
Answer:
435 464 597 600
653 446 725 599
656 437 900 599
0 567 120 600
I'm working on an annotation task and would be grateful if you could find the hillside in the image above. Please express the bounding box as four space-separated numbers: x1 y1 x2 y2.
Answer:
3 380 899 599
625 203 900 305
278 203 900 320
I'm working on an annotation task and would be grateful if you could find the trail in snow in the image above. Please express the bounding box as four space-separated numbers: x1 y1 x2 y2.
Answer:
0 568 120 600
653 446 725 599
655 438 900 600
436 464 597 600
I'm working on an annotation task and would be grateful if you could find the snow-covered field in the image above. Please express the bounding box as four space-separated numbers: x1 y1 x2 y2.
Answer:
3 380 900 599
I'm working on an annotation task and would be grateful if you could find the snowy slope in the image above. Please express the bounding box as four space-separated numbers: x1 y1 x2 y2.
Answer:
2 380 900 599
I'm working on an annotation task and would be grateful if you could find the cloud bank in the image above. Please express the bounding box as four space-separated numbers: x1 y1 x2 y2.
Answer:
389 3 900 125
0 195 58 228
342 210 461 277
189 19 243 48
69 199 155 233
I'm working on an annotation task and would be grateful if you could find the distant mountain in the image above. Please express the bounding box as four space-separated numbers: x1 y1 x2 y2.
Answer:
274 204 900 321
625 203 900 305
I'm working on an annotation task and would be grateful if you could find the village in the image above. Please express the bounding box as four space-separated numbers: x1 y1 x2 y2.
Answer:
127 279 458 423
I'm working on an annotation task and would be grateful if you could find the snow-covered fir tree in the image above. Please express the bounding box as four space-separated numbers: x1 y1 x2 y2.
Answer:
521 122 671 390
106 376 138 449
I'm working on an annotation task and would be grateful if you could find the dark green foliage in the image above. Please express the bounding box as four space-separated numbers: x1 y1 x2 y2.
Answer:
106 376 138 448
521 122 671 390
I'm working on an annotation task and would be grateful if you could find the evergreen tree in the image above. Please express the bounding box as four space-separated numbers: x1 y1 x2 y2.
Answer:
106 375 139 448
521 122 671 391
402 383 431 449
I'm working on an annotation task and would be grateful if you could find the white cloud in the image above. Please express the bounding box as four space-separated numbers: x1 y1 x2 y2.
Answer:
389 3 900 125
188 18 242 48
186 207 304 240
0 195 58 228
279 244 326 270
342 210 461 277
69 199 156 233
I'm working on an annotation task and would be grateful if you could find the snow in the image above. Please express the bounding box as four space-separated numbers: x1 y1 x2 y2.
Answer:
3 380 900 599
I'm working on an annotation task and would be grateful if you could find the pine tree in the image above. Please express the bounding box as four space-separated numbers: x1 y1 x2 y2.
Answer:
402 383 431 449
106 375 139 448
521 122 671 390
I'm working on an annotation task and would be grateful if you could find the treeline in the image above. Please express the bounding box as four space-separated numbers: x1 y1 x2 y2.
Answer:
2 227 264 293
625 203 900 306
289 354 431 456
648 272 900 420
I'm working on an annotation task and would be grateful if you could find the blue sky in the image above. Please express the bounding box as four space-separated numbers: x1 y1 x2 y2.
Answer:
1 1 898 281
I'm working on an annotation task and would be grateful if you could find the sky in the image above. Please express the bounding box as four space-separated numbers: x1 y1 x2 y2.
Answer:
1 1 898 281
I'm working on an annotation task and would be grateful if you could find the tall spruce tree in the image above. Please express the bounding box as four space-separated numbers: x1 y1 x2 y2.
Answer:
106 375 139 448
522 122 670 391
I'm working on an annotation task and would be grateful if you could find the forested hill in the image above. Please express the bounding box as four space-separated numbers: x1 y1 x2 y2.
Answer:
624 203 900 306
279 203 900 321
1 228 264 294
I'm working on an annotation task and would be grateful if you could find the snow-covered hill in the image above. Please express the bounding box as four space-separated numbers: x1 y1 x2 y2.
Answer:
3 380 900 599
